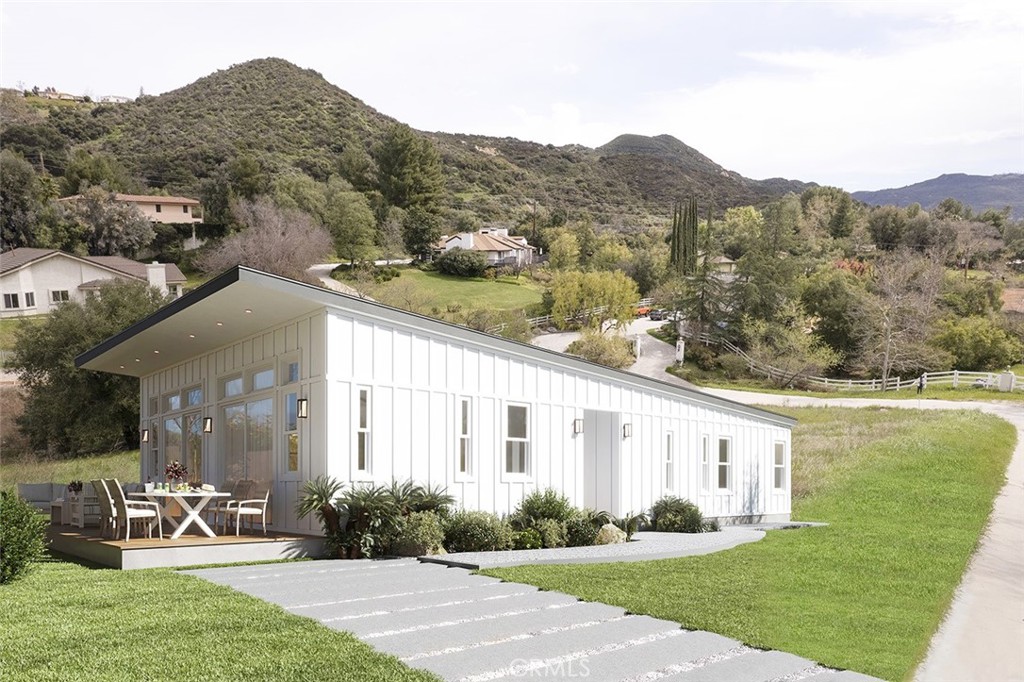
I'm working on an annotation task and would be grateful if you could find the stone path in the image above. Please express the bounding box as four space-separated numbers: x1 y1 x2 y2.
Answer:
187 559 879 681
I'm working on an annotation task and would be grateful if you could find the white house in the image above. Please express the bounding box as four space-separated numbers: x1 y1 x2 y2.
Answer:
435 228 535 268
76 266 793 535
0 249 186 318
59 193 202 224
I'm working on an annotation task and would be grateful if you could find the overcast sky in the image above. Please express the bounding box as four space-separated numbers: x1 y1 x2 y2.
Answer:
1 1 1021 192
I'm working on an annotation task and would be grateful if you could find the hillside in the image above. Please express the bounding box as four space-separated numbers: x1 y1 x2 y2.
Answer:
852 173 1024 218
11 58 813 224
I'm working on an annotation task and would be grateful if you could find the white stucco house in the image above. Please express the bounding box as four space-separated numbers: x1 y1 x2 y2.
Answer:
0 249 186 318
76 266 793 535
434 228 535 267
59 193 202 224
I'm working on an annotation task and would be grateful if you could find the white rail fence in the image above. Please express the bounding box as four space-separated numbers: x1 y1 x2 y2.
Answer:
681 331 1022 394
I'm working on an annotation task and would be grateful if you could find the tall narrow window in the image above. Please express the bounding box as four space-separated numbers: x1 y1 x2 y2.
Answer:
717 437 732 490
505 403 530 475
458 397 472 476
701 435 710 492
155 204 162 213
3 293 19 309
284 392 299 473
24 292 35 307
356 387 371 473
665 432 674 491
774 441 786 490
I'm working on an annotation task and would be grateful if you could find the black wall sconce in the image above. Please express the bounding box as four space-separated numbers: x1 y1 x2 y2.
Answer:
141 428 149 443
572 418 584 434
622 423 632 438
297 398 309 419
203 417 213 434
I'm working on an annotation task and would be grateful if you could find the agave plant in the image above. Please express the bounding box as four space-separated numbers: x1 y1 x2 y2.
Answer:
387 480 421 516
613 511 649 540
412 483 455 517
337 484 402 558
295 475 346 537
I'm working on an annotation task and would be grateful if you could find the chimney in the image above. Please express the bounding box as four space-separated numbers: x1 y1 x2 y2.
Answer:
146 261 168 293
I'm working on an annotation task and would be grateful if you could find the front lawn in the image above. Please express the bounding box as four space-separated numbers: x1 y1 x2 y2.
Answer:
374 267 545 312
0 560 439 682
483 407 1016 681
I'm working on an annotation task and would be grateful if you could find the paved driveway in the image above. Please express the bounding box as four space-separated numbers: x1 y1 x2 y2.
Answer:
187 559 878 681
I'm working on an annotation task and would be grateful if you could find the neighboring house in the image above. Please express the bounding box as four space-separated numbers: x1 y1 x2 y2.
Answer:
59 193 202 224
76 266 794 535
435 228 535 267
0 248 186 318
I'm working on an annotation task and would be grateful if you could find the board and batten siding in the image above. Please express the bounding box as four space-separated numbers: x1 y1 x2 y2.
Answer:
324 310 791 521
139 310 327 533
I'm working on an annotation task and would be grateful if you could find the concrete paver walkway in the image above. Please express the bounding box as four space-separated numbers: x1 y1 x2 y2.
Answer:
187 559 879 681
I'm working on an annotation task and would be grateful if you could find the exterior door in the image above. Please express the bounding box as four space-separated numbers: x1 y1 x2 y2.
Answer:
223 398 274 484
583 410 620 515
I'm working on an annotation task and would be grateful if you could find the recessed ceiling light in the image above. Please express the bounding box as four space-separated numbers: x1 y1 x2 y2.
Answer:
244 309 252 314
189 334 195 339
134 358 141 362
153 350 160 354
119 365 125 369
216 321 223 326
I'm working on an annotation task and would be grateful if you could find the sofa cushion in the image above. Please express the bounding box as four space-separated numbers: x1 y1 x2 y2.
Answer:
16 483 64 511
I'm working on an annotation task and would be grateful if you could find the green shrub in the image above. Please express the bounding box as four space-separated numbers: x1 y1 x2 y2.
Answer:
565 514 598 547
0 492 48 584
535 518 568 548
436 248 489 277
689 344 718 371
650 495 711 533
389 511 445 556
613 511 648 540
443 510 512 553
335 484 402 559
516 488 576 525
565 330 635 369
511 528 543 550
718 354 750 380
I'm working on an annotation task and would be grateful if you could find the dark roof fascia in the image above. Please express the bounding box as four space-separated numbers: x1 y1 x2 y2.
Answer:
74 267 242 369
76 266 796 427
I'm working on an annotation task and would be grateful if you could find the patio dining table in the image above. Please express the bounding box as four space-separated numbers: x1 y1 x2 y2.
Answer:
128 490 230 540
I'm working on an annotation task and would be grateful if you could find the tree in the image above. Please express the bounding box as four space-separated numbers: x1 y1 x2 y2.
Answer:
273 172 328 224
69 186 155 257
376 206 406 264
11 280 169 456
227 155 270 200
672 213 726 339
931 317 1023 371
550 270 639 331
669 198 698 276
324 177 376 265
546 230 580 270
852 252 950 385
59 149 134 196
401 205 444 259
374 124 444 214
0 149 42 250
867 206 907 251
743 313 841 388
198 197 332 282
801 267 865 361
337 144 377 193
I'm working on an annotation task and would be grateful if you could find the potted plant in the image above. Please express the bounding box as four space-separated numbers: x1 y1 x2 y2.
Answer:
67 481 83 499
164 461 188 489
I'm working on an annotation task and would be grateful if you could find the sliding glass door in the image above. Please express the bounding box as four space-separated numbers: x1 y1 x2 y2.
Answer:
223 398 273 484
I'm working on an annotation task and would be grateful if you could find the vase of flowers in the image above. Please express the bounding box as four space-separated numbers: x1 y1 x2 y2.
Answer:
67 481 83 499
165 461 188 489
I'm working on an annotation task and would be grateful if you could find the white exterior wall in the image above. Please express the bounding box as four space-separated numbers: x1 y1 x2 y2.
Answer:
1 258 123 318
134 201 201 224
324 309 791 521
138 310 327 533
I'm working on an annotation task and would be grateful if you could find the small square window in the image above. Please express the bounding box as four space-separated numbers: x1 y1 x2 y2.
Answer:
221 375 243 399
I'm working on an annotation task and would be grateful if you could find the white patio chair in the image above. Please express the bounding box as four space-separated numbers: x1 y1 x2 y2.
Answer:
90 479 117 538
222 483 270 536
207 480 251 530
106 478 163 541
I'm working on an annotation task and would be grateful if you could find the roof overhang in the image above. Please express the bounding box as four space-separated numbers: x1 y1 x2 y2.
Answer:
75 268 328 377
76 266 796 428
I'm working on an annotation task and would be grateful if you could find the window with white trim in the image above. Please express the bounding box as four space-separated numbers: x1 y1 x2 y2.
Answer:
717 437 732 490
458 397 472 476
774 441 787 490
24 292 35 308
505 403 530 475
164 391 181 412
250 366 274 392
664 432 674 491
51 290 70 304
3 293 20 309
284 391 299 474
356 387 371 473
701 435 710 492
221 374 243 399
185 385 203 407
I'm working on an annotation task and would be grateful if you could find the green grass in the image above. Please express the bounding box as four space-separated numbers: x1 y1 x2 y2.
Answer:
0 316 44 351
0 560 439 682
0 450 140 495
378 268 545 311
483 407 1016 681
683 375 1024 403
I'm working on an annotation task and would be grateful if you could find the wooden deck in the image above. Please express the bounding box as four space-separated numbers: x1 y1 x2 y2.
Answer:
48 524 326 570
